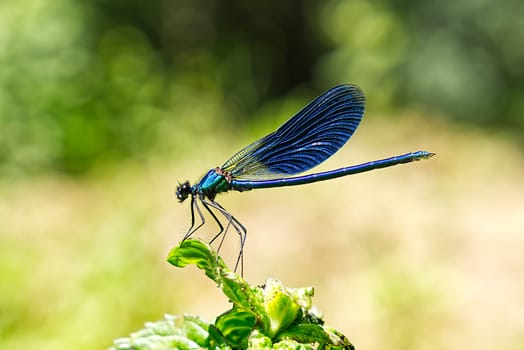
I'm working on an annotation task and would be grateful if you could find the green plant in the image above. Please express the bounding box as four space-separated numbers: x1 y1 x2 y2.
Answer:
110 239 355 350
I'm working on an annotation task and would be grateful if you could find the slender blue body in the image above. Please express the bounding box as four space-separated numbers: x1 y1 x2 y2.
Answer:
175 84 435 274
231 151 433 190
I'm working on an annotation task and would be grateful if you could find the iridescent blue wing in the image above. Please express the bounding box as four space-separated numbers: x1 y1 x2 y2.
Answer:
221 84 365 180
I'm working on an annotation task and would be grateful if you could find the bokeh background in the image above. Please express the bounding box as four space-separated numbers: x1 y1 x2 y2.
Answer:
1 0 523 349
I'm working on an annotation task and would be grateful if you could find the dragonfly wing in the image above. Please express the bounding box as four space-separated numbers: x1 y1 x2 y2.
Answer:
221 84 365 179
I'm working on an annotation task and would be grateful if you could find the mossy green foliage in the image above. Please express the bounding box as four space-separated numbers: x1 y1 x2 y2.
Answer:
110 239 354 349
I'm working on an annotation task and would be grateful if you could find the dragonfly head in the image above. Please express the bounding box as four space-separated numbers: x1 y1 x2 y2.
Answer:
176 181 192 202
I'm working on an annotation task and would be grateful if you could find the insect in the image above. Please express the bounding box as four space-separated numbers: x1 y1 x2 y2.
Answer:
176 85 434 274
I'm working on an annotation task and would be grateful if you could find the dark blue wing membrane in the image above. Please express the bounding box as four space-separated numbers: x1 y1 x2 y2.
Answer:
221 84 365 180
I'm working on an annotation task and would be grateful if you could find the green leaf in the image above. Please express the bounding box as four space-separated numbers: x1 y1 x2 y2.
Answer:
166 239 220 280
110 314 217 350
184 315 212 345
215 309 257 348
276 323 332 344
265 292 300 338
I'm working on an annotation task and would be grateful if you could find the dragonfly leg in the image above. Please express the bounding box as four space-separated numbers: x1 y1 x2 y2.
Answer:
183 195 227 243
182 196 206 241
199 199 227 250
205 204 231 253
199 198 229 249
215 219 232 253
202 198 247 276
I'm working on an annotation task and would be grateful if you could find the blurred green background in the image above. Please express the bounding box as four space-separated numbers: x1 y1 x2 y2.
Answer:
1 0 523 349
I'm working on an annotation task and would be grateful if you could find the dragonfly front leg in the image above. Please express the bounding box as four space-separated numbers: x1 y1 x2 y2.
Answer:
182 196 206 241
183 195 226 242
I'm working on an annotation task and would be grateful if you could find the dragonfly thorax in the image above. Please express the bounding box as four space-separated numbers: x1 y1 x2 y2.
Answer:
195 167 232 200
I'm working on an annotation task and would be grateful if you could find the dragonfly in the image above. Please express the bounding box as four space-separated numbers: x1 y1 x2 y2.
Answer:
176 84 434 274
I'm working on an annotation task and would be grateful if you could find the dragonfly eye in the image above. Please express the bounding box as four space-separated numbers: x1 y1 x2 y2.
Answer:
176 181 192 202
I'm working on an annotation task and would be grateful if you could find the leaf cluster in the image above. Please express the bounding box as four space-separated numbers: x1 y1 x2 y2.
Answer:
111 239 354 350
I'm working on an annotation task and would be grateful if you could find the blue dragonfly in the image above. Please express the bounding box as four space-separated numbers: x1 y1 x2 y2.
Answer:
176 85 434 274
